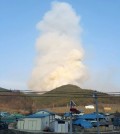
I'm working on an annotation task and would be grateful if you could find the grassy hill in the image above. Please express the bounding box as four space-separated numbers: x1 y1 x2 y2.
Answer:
0 87 33 114
0 84 119 113
0 87 9 91
34 84 94 107
32 84 119 110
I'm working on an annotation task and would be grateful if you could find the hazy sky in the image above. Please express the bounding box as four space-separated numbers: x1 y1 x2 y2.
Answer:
0 0 120 92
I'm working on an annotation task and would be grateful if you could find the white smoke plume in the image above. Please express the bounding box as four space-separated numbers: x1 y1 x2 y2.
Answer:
28 2 88 91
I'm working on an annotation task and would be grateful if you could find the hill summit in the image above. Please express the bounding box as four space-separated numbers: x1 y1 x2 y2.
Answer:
35 84 104 107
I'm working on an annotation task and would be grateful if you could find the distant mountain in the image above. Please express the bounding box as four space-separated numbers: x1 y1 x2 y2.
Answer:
0 87 8 91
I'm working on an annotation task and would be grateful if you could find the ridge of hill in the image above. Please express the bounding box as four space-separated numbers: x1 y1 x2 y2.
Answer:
34 84 118 108
33 84 119 113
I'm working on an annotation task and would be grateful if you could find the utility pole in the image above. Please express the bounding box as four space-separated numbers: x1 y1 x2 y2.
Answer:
70 100 72 134
93 91 100 134
0 112 1 122
70 111 72 134
69 100 76 134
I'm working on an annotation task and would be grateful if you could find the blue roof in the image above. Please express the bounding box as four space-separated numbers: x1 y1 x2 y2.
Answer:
64 112 71 117
27 114 49 118
35 110 55 115
78 113 105 119
26 109 56 118
73 119 92 128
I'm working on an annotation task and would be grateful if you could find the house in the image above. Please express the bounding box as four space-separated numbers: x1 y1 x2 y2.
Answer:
78 112 105 120
17 110 55 131
17 109 68 132
50 119 68 133
73 118 92 128
78 112 109 127
113 112 120 127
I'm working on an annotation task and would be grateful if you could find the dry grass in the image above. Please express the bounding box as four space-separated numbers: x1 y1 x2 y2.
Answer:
49 104 120 114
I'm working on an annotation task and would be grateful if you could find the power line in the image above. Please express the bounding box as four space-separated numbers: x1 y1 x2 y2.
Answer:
0 90 120 95
0 94 119 98
0 90 120 94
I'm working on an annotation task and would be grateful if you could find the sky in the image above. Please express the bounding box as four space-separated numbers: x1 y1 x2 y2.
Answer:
0 0 120 92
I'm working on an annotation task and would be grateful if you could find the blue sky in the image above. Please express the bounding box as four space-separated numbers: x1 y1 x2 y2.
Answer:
0 0 120 92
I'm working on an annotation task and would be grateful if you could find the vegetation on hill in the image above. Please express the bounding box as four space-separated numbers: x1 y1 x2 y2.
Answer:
0 87 8 91
32 84 120 111
0 87 33 114
0 84 119 114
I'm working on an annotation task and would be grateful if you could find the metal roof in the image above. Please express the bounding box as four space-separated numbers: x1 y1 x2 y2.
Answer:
25 110 55 119
27 113 49 118
64 112 71 117
35 109 55 115
78 113 105 119
73 119 92 128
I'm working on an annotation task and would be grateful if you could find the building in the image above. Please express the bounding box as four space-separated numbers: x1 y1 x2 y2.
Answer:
50 119 68 133
17 109 68 132
17 110 55 131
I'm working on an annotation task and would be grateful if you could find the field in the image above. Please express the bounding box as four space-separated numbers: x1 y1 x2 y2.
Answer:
48 104 120 114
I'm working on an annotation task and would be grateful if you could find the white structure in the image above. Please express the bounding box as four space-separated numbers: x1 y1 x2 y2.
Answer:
50 120 68 133
17 110 55 131
17 114 53 131
17 110 67 132
85 105 94 109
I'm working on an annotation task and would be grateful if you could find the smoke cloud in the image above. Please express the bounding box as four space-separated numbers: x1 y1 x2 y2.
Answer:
28 2 88 91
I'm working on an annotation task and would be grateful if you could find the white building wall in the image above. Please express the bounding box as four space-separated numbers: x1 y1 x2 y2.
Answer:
41 116 49 130
52 121 68 133
36 119 41 130
17 115 55 131
21 118 42 131
17 120 24 129
23 119 28 130
65 122 68 132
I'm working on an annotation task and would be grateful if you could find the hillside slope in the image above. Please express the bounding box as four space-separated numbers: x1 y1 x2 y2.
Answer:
0 87 8 91
33 84 119 109
0 84 119 113
0 87 33 113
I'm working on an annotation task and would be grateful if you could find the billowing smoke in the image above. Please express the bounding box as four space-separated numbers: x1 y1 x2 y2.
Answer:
28 2 88 91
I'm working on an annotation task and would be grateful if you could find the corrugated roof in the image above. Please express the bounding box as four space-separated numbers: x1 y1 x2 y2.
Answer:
64 112 71 117
27 113 49 118
73 119 92 128
79 113 105 119
35 109 55 115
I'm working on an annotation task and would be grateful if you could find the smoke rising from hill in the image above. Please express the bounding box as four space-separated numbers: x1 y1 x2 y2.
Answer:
28 2 88 91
